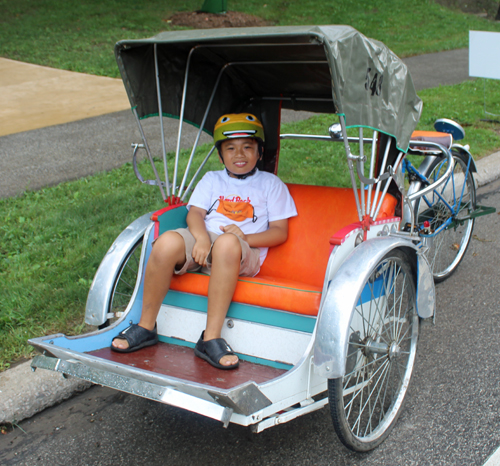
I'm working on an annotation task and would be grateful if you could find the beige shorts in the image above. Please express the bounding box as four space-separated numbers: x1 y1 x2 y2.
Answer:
172 228 261 277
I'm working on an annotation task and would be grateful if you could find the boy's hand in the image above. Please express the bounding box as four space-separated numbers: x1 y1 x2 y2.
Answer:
187 206 211 266
192 236 211 267
223 219 288 249
220 224 246 242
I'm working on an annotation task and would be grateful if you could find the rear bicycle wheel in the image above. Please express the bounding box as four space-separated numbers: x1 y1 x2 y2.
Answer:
328 250 419 452
414 153 475 282
99 238 143 329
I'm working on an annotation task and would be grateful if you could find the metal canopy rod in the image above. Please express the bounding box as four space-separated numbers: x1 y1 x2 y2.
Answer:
370 138 392 218
280 134 374 143
373 151 404 220
175 41 329 198
178 63 231 196
366 131 378 216
339 114 362 221
175 53 329 199
219 60 328 66
132 108 167 201
264 97 333 102
174 45 201 197
181 146 217 202
359 128 365 217
154 44 171 197
187 42 320 49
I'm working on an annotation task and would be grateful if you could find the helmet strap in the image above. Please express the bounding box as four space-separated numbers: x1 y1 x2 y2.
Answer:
225 166 258 180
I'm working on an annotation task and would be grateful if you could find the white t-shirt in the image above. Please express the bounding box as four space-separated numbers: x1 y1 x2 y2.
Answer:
187 169 297 265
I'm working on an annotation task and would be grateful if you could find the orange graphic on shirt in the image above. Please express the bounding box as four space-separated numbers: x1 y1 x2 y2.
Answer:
216 199 255 222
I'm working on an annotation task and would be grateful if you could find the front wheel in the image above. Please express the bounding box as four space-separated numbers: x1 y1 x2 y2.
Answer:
328 250 419 452
414 153 476 282
99 238 143 329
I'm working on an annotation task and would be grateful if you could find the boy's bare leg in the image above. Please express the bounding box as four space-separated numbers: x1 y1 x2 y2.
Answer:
205 234 241 366
112 231 186 350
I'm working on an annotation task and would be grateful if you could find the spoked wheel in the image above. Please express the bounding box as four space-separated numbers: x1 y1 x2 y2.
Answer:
328 250 419 452
99 238 143 329
415 153 476 283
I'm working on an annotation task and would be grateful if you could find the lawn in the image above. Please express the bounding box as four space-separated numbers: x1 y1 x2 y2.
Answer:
1 0 500 77
2 0 500 369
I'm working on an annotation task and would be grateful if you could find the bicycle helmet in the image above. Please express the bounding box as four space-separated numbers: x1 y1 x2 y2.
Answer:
214 113 265 146
214 113 265 179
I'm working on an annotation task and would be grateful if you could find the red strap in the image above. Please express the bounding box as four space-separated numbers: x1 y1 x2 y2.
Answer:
165 195 183 206
361 215 374 240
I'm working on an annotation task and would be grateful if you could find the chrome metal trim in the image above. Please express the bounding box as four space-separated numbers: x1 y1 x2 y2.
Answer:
84 214 152 326
416 250 435 319
407 144 454 201
339 114 362 221
251 396 329 433
31 355 234 427
131 108 167 200
359 128 366 216
207 384 273 416
280 133 374 143
372 151 404 220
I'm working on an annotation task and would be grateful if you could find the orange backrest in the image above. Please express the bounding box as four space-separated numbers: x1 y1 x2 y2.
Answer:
259 185 357 287
259 184 397 288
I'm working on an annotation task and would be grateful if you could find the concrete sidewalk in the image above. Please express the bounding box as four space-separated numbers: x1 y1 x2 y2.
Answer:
1 48 500 428
0 58 130 137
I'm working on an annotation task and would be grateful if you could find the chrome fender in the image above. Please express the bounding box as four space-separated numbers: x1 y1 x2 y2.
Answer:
85 212 153 326
313 236 435 379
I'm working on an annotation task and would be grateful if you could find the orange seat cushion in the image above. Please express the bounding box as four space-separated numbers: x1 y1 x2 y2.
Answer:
410 130 452 151
169 184 397 316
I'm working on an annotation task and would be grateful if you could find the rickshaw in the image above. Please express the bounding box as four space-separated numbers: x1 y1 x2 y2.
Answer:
28 25 493 452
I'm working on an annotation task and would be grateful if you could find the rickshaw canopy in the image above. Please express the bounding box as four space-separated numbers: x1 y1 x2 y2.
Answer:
115 25 422 152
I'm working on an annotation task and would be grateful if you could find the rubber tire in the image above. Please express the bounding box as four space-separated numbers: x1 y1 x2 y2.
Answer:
414 152 476 283
328 250 419 452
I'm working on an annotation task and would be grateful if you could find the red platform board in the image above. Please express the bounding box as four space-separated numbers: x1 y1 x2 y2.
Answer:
90 342 287 390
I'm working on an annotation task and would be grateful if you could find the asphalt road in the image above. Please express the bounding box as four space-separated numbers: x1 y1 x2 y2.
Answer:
0 49 471 199
1 178 499 466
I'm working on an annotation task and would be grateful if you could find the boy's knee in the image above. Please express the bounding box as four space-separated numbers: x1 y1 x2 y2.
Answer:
212 233 242 260
152 231 185 260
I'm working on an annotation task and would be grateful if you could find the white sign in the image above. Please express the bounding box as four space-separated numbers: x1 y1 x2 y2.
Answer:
470 30 500 79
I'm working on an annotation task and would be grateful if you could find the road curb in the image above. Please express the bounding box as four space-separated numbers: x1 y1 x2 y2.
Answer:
0 359 91 425
475 151 500 187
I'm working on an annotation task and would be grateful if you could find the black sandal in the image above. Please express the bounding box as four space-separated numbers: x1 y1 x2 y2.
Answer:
194 331 239 370
111 324 158 353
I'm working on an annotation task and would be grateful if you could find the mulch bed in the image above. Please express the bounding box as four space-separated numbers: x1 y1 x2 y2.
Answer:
166 10 273 29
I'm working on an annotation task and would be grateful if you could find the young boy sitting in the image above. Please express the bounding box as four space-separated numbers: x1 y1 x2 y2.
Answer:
111 113 297 370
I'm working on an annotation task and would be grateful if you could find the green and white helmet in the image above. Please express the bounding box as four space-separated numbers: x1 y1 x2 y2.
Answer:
213 113 265 145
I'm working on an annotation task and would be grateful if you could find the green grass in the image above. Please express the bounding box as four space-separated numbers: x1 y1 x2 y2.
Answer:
2 0 500 369
1 0 500 77
2 78 500 369
416 79 500 155
0 170 159 368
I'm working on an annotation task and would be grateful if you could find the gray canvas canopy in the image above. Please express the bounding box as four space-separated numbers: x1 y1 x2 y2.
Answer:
115 25 422 152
